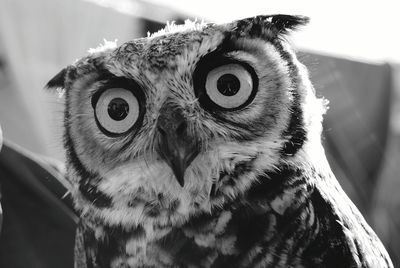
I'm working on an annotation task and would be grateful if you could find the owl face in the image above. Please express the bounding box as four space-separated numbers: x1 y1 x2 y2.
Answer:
48 15 318 229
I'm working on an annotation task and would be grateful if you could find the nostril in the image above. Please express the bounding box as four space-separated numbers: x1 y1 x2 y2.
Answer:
176 121 187 136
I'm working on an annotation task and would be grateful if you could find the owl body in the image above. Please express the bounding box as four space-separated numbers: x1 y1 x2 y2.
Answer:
47 15 393 267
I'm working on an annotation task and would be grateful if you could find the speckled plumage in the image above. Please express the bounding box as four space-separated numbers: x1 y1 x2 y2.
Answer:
47 15 393 268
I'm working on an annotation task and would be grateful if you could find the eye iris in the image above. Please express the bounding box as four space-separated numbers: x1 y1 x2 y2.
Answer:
217 74 241 96
107 98 129 121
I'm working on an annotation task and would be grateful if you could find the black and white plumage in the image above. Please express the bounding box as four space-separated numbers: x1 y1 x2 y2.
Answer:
47 15 393 268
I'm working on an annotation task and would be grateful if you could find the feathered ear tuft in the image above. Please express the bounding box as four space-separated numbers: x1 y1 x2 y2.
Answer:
269 14 309 34
234 14 309 40
45 67 68 90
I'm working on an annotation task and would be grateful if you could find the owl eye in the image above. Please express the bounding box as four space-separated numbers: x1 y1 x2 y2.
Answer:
205 64 254 109
194 57 258 112
94 87 140 135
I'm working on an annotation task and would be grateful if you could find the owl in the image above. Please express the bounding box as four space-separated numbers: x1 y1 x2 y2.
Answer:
47 15 393 268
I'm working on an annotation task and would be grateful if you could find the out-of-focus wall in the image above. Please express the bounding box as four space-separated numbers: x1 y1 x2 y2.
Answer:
371 64 400 266
0 0 141 160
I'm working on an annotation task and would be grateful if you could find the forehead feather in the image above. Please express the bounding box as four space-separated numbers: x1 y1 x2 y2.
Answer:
107 14 308 63
67 15 308 81
109 24 225 71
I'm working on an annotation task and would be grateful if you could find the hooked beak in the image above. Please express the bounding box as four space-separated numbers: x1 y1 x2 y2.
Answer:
156 110 200 187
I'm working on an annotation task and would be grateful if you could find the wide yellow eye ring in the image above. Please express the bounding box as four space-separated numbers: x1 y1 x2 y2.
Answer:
194 56 258 112
95 88 139 135
205 64 253 109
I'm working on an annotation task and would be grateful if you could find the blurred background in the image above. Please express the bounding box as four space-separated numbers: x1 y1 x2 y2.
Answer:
0 0 399 266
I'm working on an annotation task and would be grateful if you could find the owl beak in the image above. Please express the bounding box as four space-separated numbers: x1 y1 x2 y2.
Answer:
156 112 200 187
157 140 199 187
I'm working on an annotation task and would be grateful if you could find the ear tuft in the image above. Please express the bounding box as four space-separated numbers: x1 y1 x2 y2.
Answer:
234 14 309 40
45 67 68 90
270 14 309 34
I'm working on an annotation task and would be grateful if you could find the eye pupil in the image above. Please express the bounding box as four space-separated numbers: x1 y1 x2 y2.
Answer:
217 74 241 96
108 98 129 121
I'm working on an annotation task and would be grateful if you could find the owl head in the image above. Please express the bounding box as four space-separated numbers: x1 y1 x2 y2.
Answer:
47 15 324 228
